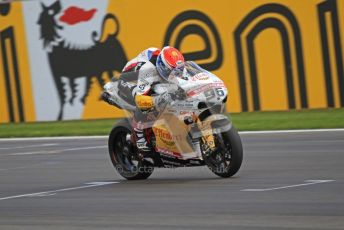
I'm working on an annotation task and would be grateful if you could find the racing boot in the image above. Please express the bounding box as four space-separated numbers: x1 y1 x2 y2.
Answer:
134 127 151 153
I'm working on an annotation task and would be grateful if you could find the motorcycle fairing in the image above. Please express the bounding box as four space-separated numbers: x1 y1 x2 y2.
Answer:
152 113 196 159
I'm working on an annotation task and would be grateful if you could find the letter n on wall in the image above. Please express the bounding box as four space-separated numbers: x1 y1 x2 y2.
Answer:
234 3 308 112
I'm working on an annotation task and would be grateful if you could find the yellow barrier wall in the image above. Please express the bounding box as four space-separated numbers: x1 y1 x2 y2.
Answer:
0 0 343 122
0 3 35 123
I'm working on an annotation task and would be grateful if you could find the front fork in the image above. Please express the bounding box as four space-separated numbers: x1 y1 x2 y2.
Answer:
193 115 232 157
200 121 216 150
188 119 216 158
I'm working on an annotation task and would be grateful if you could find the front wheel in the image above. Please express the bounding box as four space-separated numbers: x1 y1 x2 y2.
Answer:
108 119 154 180
202 126 243 178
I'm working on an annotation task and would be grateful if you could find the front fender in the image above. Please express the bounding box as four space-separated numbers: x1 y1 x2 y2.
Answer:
190 114 232 139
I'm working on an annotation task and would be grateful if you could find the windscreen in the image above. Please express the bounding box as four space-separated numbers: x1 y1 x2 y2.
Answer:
168 61 206 82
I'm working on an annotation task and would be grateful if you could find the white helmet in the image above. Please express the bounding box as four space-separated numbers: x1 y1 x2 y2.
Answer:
156 46 185 81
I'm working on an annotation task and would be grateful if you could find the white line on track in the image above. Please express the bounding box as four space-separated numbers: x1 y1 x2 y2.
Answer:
240 128 344 134
0 181 119 201
0 136 107 142
0 143 58 150
7 145 106 156
0 162 51 171
1 128 344 142
61 146 107 151
241 180 335 192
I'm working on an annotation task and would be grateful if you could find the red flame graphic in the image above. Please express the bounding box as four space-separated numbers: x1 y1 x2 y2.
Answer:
59 6 97 25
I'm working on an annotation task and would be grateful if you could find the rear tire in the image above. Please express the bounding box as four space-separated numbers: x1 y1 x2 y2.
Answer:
108 119 154 180
203 126 243 178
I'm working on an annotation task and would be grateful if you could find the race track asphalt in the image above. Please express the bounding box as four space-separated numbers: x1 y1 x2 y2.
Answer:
0 130 343 230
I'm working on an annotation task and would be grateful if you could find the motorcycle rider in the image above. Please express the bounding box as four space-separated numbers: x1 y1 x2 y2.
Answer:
106 46 186 153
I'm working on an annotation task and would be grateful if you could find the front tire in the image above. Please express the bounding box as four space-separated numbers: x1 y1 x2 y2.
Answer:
203 126 243 178
108 119 154 180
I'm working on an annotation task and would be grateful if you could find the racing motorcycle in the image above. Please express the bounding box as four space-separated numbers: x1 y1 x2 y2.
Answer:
102 61 243 180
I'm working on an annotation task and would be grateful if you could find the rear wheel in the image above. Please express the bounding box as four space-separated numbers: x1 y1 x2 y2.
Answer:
108 119 154 180
202 126 243 178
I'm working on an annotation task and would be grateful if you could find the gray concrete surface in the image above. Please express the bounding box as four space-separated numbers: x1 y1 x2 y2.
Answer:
0 130 343 229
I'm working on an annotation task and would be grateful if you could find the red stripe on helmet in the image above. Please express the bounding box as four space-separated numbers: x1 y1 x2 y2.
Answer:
162 47 184 68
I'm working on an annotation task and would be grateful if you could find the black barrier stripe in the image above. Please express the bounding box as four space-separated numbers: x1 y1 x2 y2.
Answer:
1 28 24 122
318 1 334 107
0 28 15 122
234 33 248 111
8 28 24 122
291 14 308 109
329 0 344 107
247 18 296 111
246 37 260 111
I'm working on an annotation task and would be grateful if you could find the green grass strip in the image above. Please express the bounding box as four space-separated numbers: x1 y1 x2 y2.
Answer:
0 108 343 138
230 108 344 131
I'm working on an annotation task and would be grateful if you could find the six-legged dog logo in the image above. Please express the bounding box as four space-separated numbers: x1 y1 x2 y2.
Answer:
37 1 127 120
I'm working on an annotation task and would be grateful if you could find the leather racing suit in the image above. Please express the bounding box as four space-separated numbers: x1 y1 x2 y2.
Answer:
121 47 175 152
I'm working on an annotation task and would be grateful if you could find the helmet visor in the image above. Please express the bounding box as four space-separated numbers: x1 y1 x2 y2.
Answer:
156 54 172 80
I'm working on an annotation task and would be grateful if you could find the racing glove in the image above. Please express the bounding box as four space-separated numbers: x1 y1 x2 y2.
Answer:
135 95 155 111
135 91 180 112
